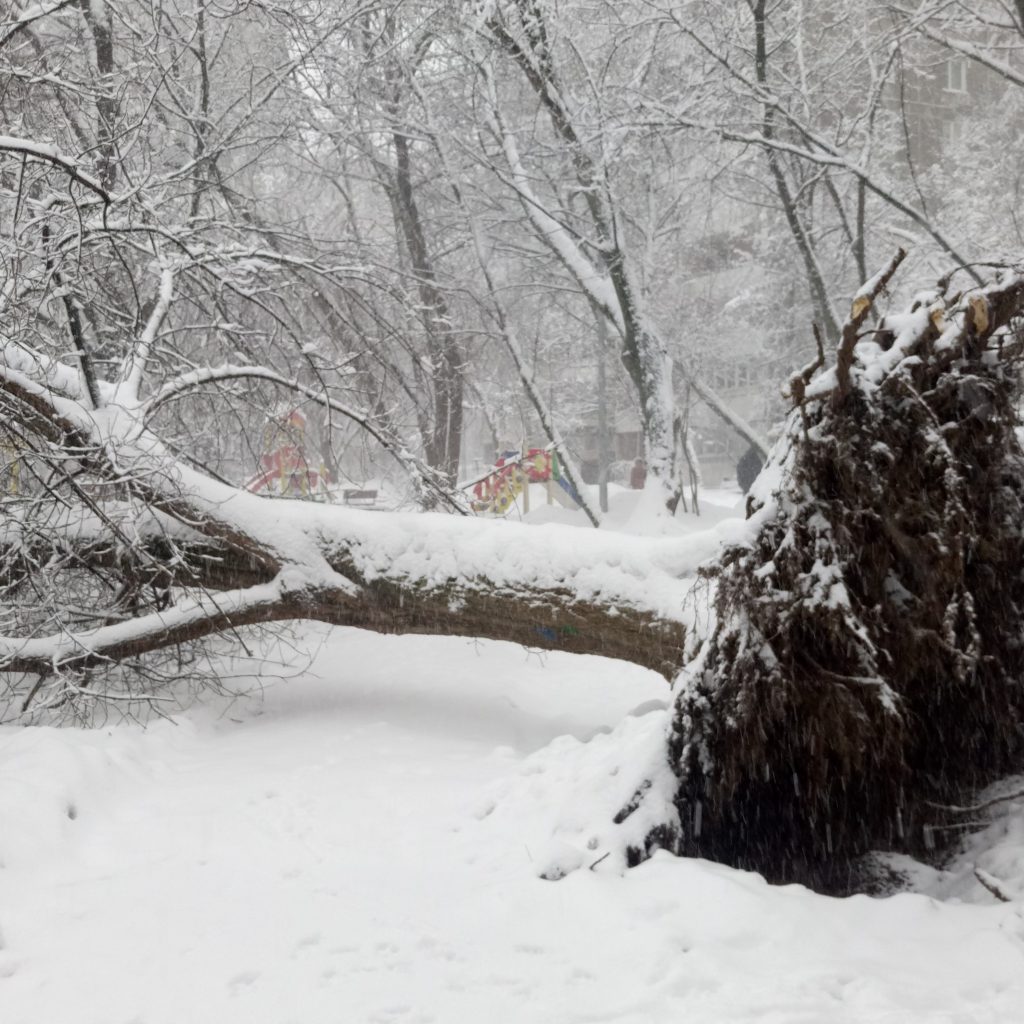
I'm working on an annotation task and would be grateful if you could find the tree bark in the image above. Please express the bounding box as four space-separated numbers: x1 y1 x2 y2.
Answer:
389 126 464 487
752 0 840 340
0 529 686 678
76 0 119 191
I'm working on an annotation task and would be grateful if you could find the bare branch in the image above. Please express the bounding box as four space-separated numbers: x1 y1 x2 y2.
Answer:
0 0 78 50
0 135 111 203
144 364 464 513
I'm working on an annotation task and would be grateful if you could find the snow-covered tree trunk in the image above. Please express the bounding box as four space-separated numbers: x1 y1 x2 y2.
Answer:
0 340 697 688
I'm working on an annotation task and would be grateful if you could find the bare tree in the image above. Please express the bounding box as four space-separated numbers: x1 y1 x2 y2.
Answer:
474 0 768 512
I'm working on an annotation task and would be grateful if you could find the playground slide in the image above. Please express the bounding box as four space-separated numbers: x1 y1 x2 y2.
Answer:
471 449 582 514
549 473 581 510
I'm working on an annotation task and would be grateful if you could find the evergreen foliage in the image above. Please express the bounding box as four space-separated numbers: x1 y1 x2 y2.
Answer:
639 261 1024 890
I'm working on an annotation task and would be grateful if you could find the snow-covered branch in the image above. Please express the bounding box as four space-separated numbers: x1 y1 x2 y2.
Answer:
800 263 1024 405
0 135 111 203
484 71 625 334
116 259 175 405
903 14 1024 90
0 576 323 675
0 338 732 679
0 0 77 49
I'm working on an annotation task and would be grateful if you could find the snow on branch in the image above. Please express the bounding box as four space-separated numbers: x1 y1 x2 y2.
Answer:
0 338 732 682
0 1 77 49
116 259 175 405
909 19 1024 91
799 259 1024 406
684 374 770 459
0 576 344 676
835 248 907 398
483 70 625 335
2 340 112 407
0 135 111 203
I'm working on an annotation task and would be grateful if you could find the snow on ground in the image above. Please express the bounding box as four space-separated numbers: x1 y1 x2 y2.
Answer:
521 482 745 535
879 779 1024 907
1 625 1023 1024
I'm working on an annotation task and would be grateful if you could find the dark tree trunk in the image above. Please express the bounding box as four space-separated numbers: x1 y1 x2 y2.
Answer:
390 119 463 486
77 0 119 191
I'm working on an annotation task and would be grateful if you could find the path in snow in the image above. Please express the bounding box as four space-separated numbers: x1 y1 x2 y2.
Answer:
1 628 1023 1023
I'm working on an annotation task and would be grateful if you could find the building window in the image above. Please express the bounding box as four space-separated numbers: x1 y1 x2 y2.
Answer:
945 59 968 94
943 118 964 145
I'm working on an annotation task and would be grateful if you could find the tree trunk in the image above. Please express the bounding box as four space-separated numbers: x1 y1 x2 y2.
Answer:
0 526 687 679
390 126 463 487
0 339 693 683
77 0 119 191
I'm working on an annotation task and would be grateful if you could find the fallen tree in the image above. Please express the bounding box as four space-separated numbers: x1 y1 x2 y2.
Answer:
0 335 705 699
5 0 1024 893
4 247 1024 891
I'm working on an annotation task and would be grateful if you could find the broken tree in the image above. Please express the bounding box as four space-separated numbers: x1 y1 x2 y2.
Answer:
2 156 1023 888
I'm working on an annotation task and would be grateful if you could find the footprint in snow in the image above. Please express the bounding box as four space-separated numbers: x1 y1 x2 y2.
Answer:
292 932 322 954
228 970 259 992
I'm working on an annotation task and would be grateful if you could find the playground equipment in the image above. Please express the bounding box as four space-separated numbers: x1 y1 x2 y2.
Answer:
471 448 581 515
246 408 329 497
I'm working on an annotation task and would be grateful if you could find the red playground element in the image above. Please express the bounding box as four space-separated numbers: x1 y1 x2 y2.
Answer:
471 448 580 514
246 408 328 497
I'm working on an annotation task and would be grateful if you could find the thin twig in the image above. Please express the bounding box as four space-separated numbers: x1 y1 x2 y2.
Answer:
927 787 1024 816
974 867 1012 903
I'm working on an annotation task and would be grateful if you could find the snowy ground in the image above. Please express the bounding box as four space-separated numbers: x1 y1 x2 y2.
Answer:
1 627 1023 1024
1 489 1023 1023
520 482 747 534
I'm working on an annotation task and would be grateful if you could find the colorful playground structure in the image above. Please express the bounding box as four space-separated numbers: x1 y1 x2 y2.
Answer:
246 408 330 497
470 448 581 515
